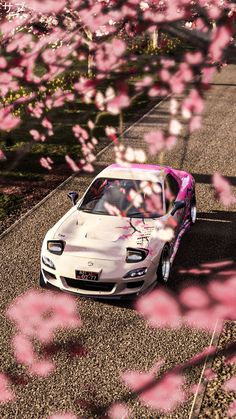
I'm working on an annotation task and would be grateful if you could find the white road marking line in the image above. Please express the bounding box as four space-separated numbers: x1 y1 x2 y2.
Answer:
188 320 220 419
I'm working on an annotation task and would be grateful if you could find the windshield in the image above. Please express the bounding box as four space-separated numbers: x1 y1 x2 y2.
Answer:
78 177 163 218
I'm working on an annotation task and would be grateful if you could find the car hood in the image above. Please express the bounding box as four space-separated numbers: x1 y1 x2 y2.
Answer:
49 208 166 260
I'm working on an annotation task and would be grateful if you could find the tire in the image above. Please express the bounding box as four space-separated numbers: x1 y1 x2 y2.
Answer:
190 195 197 225
40 272 47 288
156 244 171 284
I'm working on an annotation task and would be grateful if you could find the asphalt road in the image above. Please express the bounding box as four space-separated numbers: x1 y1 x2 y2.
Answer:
0 65 236 419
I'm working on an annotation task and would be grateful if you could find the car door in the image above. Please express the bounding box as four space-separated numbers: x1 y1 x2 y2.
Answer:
164 173 184 229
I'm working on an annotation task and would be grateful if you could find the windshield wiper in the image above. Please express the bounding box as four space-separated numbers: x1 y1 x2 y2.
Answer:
128 212 145 217
78 208 106 215
129 211 161 219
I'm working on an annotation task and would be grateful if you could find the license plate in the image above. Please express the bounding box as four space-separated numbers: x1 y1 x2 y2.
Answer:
75 270 98 281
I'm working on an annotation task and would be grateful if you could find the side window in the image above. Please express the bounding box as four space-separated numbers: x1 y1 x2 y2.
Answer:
165 174 179 211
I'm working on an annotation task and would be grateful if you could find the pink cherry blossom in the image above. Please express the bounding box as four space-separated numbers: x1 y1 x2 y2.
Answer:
166 135 177 150
209 25 232 61
201 67 216 85
169 119 182 136
12 334 35 366
104 202 122 216
74 78 95 104
0 17 28 36
30 129 45 142
28 102 44 119
189 116 202 132
29 360 55 377
212 173 236 206
185 52 203 65
6 291 81 376
79 160 94 173
161 58 175 68
188 346 216 365
122 363 161 392
227 400 236 418
189 383 204 394
0 150 6 161
208 4 221 20
105 126 118 144
145 193 163 215
0 373 15 404
128 189 143 208
72 125 89 142
123 146 146 163
135 76 153 91
40 157 53 170
170 98 178 115
203 368 217 381
160 68 171 82
182 89 204 119
108 402 130 419
148 85 168 97
11 0 67 14
95 39 126 72
0 108 20 131
42 117 53 135
107 93 130 115
179 286 210 309
201 260 233 269
7 291 81 342
156 227 174 242
169 73 184 94
144 130 165 154
88 120 95 130
0 2 235 415
65 155 80 172
225 354 236 365
0 57 7 69
179 268 211 275
136 289 181 329
122 366 185 412
223 376 236 392
208 276 236 305
184 307 222 332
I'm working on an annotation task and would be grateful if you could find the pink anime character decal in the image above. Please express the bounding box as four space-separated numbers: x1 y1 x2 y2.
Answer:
40 164 197 299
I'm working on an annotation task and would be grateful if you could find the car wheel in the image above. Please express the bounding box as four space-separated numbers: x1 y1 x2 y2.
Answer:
190 196 197 225
157 244 171 284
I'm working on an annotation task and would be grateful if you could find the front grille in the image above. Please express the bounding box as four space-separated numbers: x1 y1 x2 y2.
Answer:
63 277 115 292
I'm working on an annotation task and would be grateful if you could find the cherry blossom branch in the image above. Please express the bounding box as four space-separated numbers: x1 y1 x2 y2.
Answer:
93 339 236 417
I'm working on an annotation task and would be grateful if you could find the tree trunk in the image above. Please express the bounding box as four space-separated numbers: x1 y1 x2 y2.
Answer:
151 28 158 49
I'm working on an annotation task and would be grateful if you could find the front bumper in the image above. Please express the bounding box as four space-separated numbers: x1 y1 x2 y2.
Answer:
40 261 157 299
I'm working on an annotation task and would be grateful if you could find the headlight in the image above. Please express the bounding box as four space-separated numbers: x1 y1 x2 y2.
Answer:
42 256 56 270
126 248 149 263
123 267 147 278
47 240 65 255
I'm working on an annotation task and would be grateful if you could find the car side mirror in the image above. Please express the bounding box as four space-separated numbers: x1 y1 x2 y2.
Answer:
170 200 186 216
67 191 79 206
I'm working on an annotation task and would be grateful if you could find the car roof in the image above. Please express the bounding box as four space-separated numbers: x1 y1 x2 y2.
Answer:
96 163 167 182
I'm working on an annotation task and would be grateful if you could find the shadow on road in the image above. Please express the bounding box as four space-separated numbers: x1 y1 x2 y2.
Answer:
104 210 236 308
208 83 236 87
171 210 236 291
193 173 236 186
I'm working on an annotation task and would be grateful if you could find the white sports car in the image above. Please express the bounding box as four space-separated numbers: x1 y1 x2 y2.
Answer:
40 163 196 298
